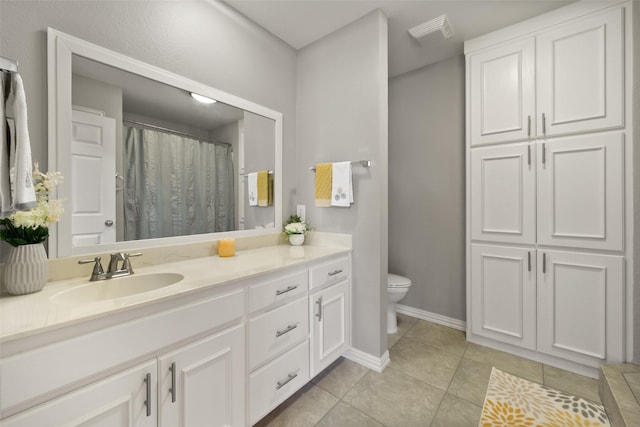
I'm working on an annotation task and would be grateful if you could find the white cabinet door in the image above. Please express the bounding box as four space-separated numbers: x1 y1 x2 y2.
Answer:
471 143 536 244
310 280 349 376
536 7 623 137
2 360 157 427
470 244 536 350
158 324 245 427
469 38 535 146
537 250 624 366
537 133 624 251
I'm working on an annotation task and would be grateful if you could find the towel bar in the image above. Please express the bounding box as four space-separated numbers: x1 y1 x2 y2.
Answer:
241 170 273 177
0 56 18 73
310 160 371 172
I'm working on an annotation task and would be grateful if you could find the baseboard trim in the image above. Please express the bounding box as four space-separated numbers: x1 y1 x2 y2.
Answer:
396 304 466 331
343 347 390 373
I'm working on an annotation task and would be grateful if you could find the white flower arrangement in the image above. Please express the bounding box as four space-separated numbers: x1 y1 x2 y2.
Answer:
0 163 63 247
282 215 312 237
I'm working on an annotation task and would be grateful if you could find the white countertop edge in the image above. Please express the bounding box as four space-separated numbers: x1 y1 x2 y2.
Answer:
0 244 350 343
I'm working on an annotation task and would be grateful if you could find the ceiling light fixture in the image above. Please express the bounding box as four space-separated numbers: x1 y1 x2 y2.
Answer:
408 15 455 42
190 92 217 104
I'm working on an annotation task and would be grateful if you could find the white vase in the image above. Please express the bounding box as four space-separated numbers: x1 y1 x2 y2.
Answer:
288 234 305 246
3 243 48 295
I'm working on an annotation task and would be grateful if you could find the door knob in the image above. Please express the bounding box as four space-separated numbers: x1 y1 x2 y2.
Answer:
105 220 114 227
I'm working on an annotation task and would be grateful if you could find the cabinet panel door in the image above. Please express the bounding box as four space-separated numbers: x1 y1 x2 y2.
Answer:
310 280 349 376
469 38 535 146
537 250 624 365
2 361 157 427
158 324 245 427
471 143 536 244
537 134 624 250
470 244 536 349
536 7 623 137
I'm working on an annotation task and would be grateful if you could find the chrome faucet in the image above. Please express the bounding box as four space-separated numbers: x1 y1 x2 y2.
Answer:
78 252 142 281
107 252 142 278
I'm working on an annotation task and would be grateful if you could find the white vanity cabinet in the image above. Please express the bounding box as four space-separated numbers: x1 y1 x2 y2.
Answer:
158 324 245 427
466 0 633 375
0 247 352 427
247 269 311 425
309 257 350 377
0 289 246 427
2 360 158 427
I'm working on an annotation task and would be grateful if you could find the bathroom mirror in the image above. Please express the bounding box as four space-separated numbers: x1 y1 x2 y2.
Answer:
48 28 283 257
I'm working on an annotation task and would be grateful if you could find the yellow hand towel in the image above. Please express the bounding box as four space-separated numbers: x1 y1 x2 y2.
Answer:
315 163 332 207
257 170 269 206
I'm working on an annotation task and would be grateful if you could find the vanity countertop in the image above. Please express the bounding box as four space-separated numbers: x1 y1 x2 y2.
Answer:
0 244 350 343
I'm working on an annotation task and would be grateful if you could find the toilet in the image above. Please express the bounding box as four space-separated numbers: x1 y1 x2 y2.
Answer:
387 274 412 334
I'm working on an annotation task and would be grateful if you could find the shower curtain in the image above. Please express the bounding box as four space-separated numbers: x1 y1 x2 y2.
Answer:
123 126 235 240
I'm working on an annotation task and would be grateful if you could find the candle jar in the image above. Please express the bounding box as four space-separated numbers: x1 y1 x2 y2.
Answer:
218 238 235 257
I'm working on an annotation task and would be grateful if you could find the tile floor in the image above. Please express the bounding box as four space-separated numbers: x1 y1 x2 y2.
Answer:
255 314 602 426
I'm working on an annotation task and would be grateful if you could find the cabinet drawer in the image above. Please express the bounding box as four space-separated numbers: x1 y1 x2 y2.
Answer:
249 297 308 369
249 270 308 312
310 256 350 289
249 340 309 425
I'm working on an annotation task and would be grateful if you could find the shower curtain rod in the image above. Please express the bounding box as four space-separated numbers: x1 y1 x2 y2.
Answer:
0 56 18 73
123 119 232 147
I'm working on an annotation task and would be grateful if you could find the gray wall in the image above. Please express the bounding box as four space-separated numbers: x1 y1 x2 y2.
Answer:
633 0 640 364
0 0 297 229
296 10 389 357
388 55 466 321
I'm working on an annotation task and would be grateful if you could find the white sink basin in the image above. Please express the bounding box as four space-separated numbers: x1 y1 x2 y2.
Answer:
51 273 184 304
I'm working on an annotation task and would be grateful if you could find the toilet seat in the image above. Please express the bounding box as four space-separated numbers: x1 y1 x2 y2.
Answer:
388 273 411 288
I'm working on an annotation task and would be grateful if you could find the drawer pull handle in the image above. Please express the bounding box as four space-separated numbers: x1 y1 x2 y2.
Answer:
276 285 298 296
144 373 152 417
169 362 177 403
276 372 298 390
328 269 343 277
316 297 323 321
276 323 298 338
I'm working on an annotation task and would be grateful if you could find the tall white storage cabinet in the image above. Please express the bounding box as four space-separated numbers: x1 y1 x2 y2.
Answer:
466 1 635 376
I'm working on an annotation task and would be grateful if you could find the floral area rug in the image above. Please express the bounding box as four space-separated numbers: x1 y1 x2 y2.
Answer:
479 367 610 427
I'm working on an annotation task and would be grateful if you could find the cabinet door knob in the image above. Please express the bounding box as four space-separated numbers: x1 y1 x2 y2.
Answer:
316 297 323 321
542 112 547 135
542 253 547 274
528 252 531 272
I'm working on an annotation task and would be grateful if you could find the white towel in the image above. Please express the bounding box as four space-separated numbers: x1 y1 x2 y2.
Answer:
0 72 12 216
247 172 258 206
4 73 36 213
331 162 353 207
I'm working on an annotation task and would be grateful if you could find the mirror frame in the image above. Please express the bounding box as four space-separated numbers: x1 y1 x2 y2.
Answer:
47 28 283 258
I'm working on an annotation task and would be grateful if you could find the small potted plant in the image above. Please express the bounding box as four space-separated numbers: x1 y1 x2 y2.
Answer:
0 163 63 295
282 215 311 246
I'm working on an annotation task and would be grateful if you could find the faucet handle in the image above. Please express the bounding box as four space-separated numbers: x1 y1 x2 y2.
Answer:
122 252 142 274
78 257 105 281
